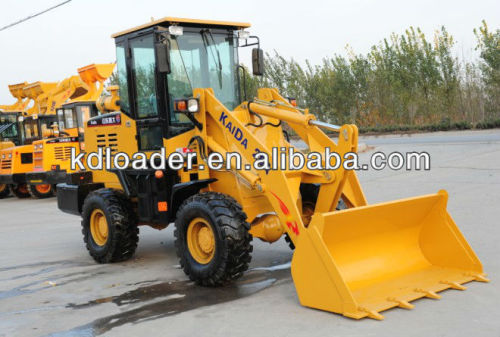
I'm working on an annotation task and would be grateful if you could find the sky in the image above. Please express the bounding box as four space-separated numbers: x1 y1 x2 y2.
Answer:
0 0 498 103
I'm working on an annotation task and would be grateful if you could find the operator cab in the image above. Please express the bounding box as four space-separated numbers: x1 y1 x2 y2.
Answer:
0 112 24 146
111 17 262 151
22 114 57 144
57 102 99 137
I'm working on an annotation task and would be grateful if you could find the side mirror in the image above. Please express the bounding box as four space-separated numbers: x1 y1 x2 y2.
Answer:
155 42 171 74
252 48 264 76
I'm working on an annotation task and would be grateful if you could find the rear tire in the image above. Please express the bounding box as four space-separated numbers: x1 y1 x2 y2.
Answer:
0 184 10 199
174 192 253 286
81 188 139 263
28 184 55 199
11 184 30 199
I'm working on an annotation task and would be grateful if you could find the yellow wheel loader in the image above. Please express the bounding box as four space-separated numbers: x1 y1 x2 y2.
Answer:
0 71 97 199
57 17 488 320
0 82 56 198
0 82 32 149
25 63 116 199
1 82 30 198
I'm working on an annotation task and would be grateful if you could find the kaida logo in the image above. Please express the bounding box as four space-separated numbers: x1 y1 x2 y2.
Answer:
219 111 248 149
88 114 121 127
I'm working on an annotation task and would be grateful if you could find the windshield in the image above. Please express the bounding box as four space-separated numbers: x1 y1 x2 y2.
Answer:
0 113 22 145
24 116 57 143
57 105 94 135
57 108 76 131
167 31 239 116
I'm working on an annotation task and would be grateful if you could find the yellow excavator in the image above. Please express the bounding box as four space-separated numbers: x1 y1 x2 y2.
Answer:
56 18 488 320
26 63 116 198
0 67 102 199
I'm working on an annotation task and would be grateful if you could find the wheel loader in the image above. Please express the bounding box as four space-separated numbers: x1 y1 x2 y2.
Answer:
57 17 488 320
0 82 46 150
0 68 102 199
1 82 31 198
25 63 116 198
0 82 56 198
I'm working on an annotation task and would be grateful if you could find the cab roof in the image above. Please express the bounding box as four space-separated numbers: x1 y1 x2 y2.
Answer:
112 17 251 38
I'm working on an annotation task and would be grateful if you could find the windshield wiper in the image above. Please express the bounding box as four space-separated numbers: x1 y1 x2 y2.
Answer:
201 30 223 87
171 37 193 93
0 123 14 135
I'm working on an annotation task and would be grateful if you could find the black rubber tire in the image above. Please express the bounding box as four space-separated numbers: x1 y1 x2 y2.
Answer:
0 184 10 199
11 184 30 199
81 188 139 263
285 184 347 250
27 184 55 199
174 192 253 286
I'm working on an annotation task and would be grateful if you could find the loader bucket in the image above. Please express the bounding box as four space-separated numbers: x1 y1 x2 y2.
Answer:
291 190 488 320
8 82 28 99
22 82 57 100
76 64 115 100
78 63 115 85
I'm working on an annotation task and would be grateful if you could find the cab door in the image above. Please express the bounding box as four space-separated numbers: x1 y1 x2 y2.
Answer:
129 33 165 151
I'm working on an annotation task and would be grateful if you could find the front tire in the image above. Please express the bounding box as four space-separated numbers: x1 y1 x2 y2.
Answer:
81 189 139 263
28 184 55 199
0 184 10 199
174 192 253 286
11 184 30 198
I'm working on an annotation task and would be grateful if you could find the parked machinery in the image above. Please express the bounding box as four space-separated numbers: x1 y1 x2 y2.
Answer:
0 82 57 198
57 18 488 320
0 65 108 199
25 64 115 198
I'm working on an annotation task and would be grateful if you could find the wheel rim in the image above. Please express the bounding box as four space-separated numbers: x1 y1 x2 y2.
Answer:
0 184 6 193
17 184 28 194
90 209 108 246
187 217 215 264
35 184 51 194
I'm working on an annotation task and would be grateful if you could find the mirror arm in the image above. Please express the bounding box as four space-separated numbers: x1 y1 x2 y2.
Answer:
239 36 260 49
237 65 248 102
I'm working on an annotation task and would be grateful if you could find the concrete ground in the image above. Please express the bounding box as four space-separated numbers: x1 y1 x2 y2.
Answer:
0 129 499 337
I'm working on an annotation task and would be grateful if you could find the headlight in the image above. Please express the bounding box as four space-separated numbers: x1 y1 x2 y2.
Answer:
168 25 183 36
187 98 199 113
8 153 12 159
174 98 199 113
238 30 250 39
1 154 4 159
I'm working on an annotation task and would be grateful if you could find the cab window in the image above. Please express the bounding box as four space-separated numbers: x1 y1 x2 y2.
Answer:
57 108 65 130
116 45 130 115
64 108 75 129
77 105 91 132
24 118 39 140
130 35 158 119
